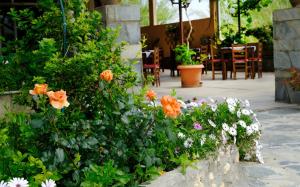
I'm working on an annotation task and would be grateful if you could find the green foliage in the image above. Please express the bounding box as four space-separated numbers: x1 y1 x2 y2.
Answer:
245 25 273 46
81 161 131 187
174 44 199 65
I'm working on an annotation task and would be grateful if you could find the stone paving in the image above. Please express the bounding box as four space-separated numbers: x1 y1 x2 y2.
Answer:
150 70 300 187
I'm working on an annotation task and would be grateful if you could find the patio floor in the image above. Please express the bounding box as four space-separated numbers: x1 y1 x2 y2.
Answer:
150 70 300 186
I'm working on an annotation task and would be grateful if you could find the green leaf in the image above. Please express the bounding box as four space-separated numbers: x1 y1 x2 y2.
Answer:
55 148 65 163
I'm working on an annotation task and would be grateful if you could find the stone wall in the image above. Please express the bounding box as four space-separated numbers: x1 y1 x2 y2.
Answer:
143 146 248 187
96 5 142 79
273 7 300 103
0 92 28 117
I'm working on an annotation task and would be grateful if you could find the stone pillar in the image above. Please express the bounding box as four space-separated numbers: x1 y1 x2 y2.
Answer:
273 7 300 103
96 5 142 79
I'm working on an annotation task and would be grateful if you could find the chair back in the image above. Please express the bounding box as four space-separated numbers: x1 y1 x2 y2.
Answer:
247 42 263 59
152 47 160 67
232 44 248 62
209 44 218 60
200 45 209 59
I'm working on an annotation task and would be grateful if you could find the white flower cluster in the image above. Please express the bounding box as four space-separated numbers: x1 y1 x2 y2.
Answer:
177 132 195 149
0 178 56 187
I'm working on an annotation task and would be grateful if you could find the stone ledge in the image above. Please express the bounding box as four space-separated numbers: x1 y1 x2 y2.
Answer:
143 146 246 187
273 8 300 22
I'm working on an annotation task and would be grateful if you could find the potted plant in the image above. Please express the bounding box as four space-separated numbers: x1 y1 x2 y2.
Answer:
175 44 204 87
173 0 205 88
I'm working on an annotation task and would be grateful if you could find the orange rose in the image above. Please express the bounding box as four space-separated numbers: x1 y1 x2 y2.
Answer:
146 90 156 101
160 95 181 118
47 90 70 109
100 70 113 82
29 84 48 95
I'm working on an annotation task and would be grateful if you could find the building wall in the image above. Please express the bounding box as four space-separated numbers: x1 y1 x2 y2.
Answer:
141 0 218 57
141 18 215 57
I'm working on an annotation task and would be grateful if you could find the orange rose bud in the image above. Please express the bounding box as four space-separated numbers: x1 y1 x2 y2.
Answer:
160 95 181 118
100 70 113 82
47 90 70 109
29 84 48 95
146 90 156 101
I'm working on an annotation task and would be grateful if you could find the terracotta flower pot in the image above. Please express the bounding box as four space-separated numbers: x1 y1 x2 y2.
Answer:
177 64 204 88
290 0 300 7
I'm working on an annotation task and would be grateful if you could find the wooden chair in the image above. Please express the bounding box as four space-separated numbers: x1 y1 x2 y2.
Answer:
170 48 180 77
247 43 263 78
209 44 228 80
143 47 160 87
231 44 251 80
200 45 209 74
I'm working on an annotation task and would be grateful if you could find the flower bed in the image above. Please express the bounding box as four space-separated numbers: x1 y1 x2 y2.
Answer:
0 82 263 186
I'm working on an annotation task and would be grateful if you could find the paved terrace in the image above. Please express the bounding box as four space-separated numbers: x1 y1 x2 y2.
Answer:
151 71 300 187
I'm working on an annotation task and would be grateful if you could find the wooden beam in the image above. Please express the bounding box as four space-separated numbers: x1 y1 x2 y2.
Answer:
149 0 157 26
0 3 37 6
87 0 95 10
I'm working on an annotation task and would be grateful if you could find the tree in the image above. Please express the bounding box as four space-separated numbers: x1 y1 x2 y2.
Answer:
122 0 176 26
228 0 272 35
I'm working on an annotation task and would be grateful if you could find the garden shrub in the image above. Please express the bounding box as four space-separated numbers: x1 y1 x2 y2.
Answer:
0 0 263 186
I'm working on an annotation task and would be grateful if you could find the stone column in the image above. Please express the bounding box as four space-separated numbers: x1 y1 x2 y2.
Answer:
273 7 300 103
96 5 142 79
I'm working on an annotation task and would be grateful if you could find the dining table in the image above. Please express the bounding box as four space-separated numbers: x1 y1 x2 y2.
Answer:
219 45 257 80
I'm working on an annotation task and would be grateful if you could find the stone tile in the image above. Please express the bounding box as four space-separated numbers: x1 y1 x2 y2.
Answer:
274 21 300 40
289 51 300 69
275 80 290 102
274 51 291 69
275 70 292 79
273 8 300 22
286 165 300 172
274 40 293 51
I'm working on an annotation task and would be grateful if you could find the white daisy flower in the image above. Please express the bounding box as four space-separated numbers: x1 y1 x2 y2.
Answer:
228 104 235 113
209 134 216 140
256 151 264 164
221 130 227 144
177 99 187 109
177 132 186 139
222 123 229 131
228 127 237 136
0 181 8 187
238 120 247 128
251 123 259 132
7 178 29 187
210 104 217 112
208 119 216 128
237 110 241 118
244 99 250 107
246 126 253 135
208 98 215 103
226 97 237 106
244 153 251 160
200 134 206 146
241 109 251 116
232 123 237 129
184 138 193 148
186 102 198 108
41 179 56 187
